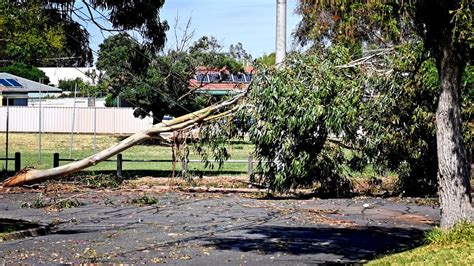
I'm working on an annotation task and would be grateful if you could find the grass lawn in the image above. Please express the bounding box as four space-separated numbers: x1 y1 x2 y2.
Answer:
0 133 254 175
368 222 474 265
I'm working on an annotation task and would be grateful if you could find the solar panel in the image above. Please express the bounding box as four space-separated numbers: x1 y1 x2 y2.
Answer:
196 74 208 82
6 79 22 87
208 73 220 82
234 74 246 83
0 79 13 87
223 74 233 82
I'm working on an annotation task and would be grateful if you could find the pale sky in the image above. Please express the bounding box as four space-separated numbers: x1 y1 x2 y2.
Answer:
82 0 300 60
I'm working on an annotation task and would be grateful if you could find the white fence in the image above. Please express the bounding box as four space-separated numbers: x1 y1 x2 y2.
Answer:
0 106 154 135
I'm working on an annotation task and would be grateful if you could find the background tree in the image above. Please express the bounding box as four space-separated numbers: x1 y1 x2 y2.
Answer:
1 0 169 66
256 53 276 66
0 0 65 66
229 42 252 64
189 36 244 73
58 77 105 97
0 63 50 84
96 33 210 124
294 0 472 228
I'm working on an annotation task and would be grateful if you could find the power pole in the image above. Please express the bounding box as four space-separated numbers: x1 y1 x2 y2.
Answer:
38 79 43 163
275 0 287 66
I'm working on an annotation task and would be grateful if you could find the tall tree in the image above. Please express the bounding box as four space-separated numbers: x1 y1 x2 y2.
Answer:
1 0 169 66
229 42 252 64
189 36 244 73
0 0 65 66
96 33 209 124
295 0 472 228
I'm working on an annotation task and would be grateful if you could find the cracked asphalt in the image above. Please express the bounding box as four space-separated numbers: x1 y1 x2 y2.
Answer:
0 189 440 264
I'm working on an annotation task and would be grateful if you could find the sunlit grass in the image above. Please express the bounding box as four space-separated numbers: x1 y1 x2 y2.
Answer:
0 133 253 174
368 222 474 265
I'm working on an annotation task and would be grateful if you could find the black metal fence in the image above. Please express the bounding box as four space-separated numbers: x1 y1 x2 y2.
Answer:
1 152 21 172
3 152 255 177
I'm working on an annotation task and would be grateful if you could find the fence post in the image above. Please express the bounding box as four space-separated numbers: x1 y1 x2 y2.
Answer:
117 153 123 177
247 155 253 176
53 153 60 168
181 159 188 173
14 152 21 172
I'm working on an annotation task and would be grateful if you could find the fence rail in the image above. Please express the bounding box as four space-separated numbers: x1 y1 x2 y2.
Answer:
3 152 255 177
54 153 255 177
1 152 21 172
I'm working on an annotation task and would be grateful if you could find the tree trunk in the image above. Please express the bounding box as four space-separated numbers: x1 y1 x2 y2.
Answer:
2 96 242 187
436 45 472 229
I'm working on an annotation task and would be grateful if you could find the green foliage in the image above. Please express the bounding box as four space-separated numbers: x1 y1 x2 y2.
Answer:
347 42 440 196
229 42 252 63
255 53 275 67
1 0 168 66
97 33 209 123
0 63 49 83
425 221 474 245
128 194 159 206
293 0 473 197
246 46 361 196
294 1 407 52
58 77 105 97
368 222 474 265
0 1 65 65
240 39 470 196
21 195 83 210
81 174 122 189
97 34 245 123
189 36 244 73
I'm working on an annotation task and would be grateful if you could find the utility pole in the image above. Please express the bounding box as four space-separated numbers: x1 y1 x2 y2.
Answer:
38 79 43 163
5 96 9 171
275 0 287 66
69 82 77 158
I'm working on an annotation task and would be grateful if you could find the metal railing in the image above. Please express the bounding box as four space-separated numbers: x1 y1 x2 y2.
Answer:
1 152 21 172
53 153 254 177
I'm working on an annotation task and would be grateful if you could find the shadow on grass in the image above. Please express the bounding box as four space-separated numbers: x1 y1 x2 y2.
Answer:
78 169 246 179
0 169 246 183
200 225 425 262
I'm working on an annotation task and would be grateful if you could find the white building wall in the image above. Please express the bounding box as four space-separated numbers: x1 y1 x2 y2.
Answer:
38 67 103 86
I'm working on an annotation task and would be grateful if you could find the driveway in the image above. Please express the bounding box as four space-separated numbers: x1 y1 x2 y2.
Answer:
0 188 439 264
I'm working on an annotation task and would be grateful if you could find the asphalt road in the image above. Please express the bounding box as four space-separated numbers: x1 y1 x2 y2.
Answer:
0 189 440 264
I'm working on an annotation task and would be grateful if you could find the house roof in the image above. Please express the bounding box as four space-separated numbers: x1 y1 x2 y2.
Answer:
0 73 62 93
0 87 28 93
189 80 249 90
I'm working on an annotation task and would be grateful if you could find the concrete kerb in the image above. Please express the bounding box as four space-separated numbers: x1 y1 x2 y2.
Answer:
0 222 51 242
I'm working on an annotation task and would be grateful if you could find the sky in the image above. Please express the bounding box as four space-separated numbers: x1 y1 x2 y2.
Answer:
84 0 301 60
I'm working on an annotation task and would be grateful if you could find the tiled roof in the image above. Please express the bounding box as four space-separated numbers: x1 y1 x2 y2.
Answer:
189 79 249 90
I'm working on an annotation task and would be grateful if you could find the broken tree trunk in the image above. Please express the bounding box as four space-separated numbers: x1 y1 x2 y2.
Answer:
2 96 242 187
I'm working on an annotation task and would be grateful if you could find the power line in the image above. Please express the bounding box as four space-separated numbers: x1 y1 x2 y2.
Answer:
43 8 202 123
71 5 204 118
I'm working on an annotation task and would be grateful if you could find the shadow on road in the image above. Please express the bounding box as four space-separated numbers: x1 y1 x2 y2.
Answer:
201 225 425 261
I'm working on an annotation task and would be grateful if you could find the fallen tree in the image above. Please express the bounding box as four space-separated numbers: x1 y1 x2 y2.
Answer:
2 95 243 187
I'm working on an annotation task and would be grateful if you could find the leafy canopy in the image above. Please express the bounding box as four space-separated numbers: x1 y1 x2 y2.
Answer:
0 0 65 66
0 63 50 84
97 34 240 123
